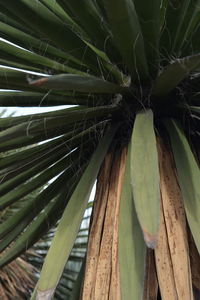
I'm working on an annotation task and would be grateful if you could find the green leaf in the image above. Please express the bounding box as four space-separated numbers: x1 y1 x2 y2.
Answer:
0 91 89 107
130 109 160 248
0 147 84 209
0 106 114 151
0 126 91 170
30 74 127 94
160 0 200 55
134 0 161 77
186 24 200 55
0 195 63 267
0 58 40 73
0 20 82 66
0 167 74 240
119 144 146 300
83 40 124 84
69 257 86 300
153 53 200 96
0 123 101 188
0 10 29 32
189 106 200 113
165 119 200 252
0 147 68 196
0 164 87 268
0 121 88 152
56 0 112 53
33 126 117 299
40 0 83 35
0 161 90 252
0 0 101 73
0 67 34 90
0 39 82 74
173 1 200 53
0 106 84 129
103 0 149 79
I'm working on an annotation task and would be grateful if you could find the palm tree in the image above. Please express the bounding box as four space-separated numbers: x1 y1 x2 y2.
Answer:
0 0 199 299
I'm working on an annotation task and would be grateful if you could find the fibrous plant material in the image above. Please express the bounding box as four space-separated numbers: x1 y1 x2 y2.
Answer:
82 146 126 300
155 140 193 300
143 249 158 300
0 255 36 300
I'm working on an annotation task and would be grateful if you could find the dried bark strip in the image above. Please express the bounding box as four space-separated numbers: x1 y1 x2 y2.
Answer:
94 149 126 300
81 152 114 300
188 228 200 291
156 140 193 300
109 148 126 300
155 196 178 300
143 249 158 300
82 147 126 300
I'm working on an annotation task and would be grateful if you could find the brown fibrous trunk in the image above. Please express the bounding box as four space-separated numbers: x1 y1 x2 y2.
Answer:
81 146 126 300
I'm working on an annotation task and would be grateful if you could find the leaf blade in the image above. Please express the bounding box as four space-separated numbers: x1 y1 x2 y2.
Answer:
130 109 160 248
153 54 200 97
34 126 117 298
30 74 127 94
119 144 146 300
103 0 149 79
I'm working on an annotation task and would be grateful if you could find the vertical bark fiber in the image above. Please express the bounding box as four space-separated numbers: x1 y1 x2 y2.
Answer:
143 249 158 300
188 228 200 299
81 147 126 300
155 140 193 300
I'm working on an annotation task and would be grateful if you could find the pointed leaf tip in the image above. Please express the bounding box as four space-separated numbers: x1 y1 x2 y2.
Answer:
29 77 48 87
36 289 55 300
28 74 125 94
143 229 157 249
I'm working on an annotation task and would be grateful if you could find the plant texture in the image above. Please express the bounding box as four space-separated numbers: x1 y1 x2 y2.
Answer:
0 0 200 299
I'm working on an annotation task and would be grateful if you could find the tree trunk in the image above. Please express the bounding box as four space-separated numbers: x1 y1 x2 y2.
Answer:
155 139 193 300
80 139 197 300
81 146 126 300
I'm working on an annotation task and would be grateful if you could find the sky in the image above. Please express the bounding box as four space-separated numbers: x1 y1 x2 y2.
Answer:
2 105 69 117
0 38 56 117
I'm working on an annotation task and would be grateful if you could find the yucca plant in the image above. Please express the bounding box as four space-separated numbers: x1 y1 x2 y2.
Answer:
0 0 200 299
